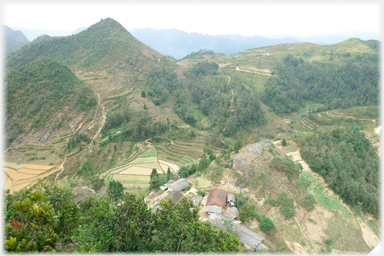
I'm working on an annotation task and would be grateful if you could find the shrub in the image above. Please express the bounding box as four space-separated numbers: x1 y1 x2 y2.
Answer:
300 194 316 211
197 190 206 197
277 192 296 219
259 217 275 231
267 198 275 206
282 139 287 146
185 185 191 191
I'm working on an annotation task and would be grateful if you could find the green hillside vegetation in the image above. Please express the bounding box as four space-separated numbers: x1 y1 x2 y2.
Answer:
262 54 379 114
298 127 379 216
5 58 96 143
6 18 162 72
185 61 266 137
181 49 224 60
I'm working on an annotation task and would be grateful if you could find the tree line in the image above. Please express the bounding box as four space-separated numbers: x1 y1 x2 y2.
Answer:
263 54 379 114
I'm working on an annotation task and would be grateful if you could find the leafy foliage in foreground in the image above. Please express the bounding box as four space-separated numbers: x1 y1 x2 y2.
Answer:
4 181 240 253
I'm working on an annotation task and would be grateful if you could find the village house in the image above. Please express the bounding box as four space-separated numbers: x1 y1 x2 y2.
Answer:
167 178 189 191
208 212 264 252
205 188 227 214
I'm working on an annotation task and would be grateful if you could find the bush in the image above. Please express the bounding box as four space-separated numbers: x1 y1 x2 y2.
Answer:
300 194 316 211
259 217 275 231
178 166 189 178
267 198 275 206
277 192 296 219
185 184 191 191
197 190 206 197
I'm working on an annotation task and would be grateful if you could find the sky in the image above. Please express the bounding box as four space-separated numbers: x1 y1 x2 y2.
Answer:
2 0 382 38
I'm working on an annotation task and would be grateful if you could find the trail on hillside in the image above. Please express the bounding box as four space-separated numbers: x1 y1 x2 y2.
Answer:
276 140 380 250
53 157 67 184
89 94 106 148
235 66 276 76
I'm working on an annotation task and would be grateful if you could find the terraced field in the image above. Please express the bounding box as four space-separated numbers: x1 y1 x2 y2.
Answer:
3 162 60 193
155 134 221 167
99 147 165 191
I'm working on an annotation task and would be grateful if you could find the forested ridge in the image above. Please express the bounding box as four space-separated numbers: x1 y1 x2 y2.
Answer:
298 127 379 216
263 54 379 114
6 58 96 128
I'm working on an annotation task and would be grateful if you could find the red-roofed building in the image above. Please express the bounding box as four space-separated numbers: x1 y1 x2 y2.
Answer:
206 188 227 208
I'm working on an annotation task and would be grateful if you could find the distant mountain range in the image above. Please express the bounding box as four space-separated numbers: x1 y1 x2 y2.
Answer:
4 26 30 57
7 25 381 60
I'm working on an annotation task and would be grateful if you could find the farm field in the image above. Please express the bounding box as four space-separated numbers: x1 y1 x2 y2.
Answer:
3 162 60 193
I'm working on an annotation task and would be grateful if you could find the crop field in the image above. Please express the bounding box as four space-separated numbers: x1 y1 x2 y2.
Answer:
3 162 60 193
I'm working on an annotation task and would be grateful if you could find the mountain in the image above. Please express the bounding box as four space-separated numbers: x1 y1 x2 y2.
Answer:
6 18 164 73
130 28 301 59
9 26 73 41
72 27 87 35
4 26 29 57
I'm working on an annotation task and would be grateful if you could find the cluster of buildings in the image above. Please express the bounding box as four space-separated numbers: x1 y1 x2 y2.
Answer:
146 178 264 252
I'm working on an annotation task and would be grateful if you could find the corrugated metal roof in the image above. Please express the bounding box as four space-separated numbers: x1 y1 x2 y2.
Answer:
227 194 236 202
238 225 264 248
206 188 227 207
164 191 184 204
228 207 239 219
206 205 223 214
168 178 189 191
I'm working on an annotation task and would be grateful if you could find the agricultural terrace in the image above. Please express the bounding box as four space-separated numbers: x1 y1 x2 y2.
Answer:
99 147 180 191
155 135 221 167
3 162 60 193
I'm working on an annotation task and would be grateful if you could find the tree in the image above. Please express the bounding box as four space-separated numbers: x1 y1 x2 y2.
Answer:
90 176 105 192
300 194 316 211
177 166 189 178
277 192 296 219
107 180 124 203
166 168 174 180
141 91 146 97
282 138 287 146
233 140 241 153
150 168 158 179
259 217 275 231
5 189 59 252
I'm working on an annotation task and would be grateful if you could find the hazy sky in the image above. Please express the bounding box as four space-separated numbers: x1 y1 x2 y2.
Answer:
2 0 382 38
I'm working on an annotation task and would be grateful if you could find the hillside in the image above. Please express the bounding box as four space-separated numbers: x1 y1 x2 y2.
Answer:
3 18 381 254
4 25 30 57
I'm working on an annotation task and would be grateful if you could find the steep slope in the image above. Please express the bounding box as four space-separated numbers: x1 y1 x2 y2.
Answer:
4 25 30 57
5 58 96 155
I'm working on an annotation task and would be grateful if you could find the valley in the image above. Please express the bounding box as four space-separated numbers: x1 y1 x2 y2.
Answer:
3 18 380 254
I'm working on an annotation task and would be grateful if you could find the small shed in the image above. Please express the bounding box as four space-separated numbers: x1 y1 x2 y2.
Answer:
164 191 184 204
227 194 236 207
228 207 239 220
206 205 223 214
206 188 227 208
237 225 264 251
168 178 189 191
160 185 168 191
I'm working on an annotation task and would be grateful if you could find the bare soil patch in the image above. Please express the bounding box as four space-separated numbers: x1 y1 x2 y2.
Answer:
158 160 179 173
4 168 37 180
26 164 53 170
356 217 380 249
119 167 153 175
4 162 30 169
11 181 35 193
17 168 46 175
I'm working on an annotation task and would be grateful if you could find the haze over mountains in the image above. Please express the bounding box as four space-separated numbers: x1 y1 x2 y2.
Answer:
3 18 380 254
7 25 380 59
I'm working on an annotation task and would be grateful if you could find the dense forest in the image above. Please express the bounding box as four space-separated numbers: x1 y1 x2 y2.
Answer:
298 127 379 216
184 61 266 136
4 181 240 253
263 54 379 113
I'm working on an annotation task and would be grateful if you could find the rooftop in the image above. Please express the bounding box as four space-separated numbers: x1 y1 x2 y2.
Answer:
168 178 189 191
206 188 227 208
